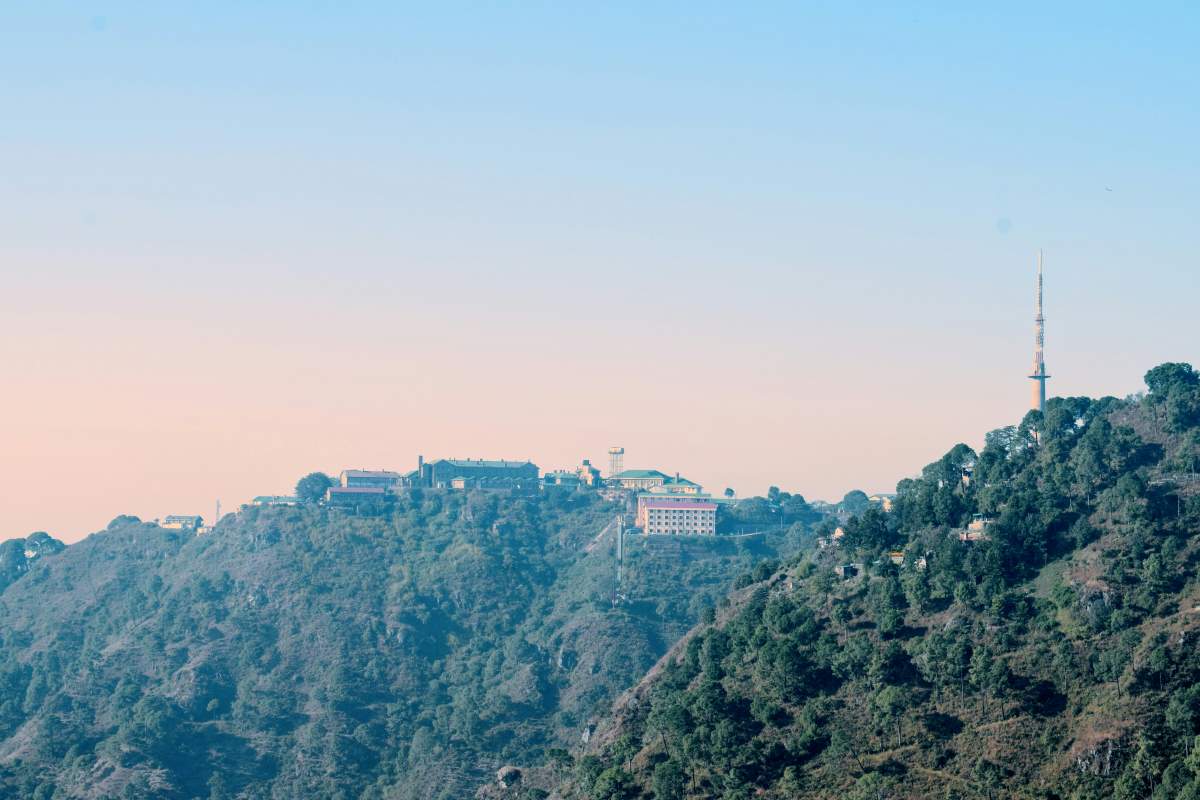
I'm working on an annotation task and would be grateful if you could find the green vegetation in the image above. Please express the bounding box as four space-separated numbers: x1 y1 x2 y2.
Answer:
295 471 334 503
0 531 65 594
0 486 815 799
569 363 1200 800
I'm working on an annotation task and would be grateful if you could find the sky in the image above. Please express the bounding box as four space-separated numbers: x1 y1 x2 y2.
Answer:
1 2 1197 542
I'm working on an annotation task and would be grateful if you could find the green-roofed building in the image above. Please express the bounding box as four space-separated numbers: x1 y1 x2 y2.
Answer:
608 469 668 490
609 469 703 494
652 474 703 495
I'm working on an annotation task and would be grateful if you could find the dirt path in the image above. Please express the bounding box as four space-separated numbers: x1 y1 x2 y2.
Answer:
584 516 617 554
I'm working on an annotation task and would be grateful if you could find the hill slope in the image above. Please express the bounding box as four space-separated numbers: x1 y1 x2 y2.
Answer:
562 364 1200 800
0 488 814 799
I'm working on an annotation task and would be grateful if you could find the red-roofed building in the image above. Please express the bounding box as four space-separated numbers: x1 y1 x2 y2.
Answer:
638 498 718 536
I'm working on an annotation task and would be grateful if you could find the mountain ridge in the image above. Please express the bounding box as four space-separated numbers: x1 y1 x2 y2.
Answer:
553 363 1200 800
0 487 815 799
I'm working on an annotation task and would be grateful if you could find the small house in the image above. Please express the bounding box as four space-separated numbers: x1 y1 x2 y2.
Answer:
968 513 994 532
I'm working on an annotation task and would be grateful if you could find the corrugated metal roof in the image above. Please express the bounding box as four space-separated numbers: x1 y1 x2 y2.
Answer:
437 459 535 469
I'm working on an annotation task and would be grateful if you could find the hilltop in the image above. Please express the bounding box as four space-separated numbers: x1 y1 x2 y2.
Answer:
559 363 1200 800
0 485 817 799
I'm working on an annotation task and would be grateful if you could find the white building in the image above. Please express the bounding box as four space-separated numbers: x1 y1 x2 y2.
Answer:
638 498 717 536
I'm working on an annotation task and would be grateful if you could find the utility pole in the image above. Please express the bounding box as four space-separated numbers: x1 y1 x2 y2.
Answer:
613 514 625 607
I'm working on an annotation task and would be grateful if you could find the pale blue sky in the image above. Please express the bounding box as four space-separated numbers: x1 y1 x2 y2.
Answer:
1 3 1197 539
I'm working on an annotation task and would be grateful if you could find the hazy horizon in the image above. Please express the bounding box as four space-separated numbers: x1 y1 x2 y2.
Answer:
3 3 1197 542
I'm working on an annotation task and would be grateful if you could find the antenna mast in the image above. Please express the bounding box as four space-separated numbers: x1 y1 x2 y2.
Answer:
1029 250 1050 414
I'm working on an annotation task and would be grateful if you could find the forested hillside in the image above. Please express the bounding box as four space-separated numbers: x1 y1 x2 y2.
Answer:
0 486 814 799
564 363 1200 800
0 531 65 594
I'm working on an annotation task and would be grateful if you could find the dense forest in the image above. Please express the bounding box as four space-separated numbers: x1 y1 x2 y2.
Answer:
0 478 815 799
561 363 1200 800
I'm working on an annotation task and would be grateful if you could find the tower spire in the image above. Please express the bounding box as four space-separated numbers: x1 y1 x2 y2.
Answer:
1029 250 1050 413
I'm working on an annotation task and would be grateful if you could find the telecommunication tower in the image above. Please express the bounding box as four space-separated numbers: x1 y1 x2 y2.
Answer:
1029 250 1050 414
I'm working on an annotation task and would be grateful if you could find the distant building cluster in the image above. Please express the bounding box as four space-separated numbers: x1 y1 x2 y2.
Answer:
291 447 725 536
172 446 740 538
543 459 603 489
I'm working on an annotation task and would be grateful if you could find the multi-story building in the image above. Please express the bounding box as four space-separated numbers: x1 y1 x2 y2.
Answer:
576 459 603 486
638 498 718 536
340 470 402 489
414 458 540 489
325 486 387 506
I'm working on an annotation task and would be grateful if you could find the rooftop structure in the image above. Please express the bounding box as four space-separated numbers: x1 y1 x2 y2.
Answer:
635 491 716 520
417 458 539 489
340 470 402 489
